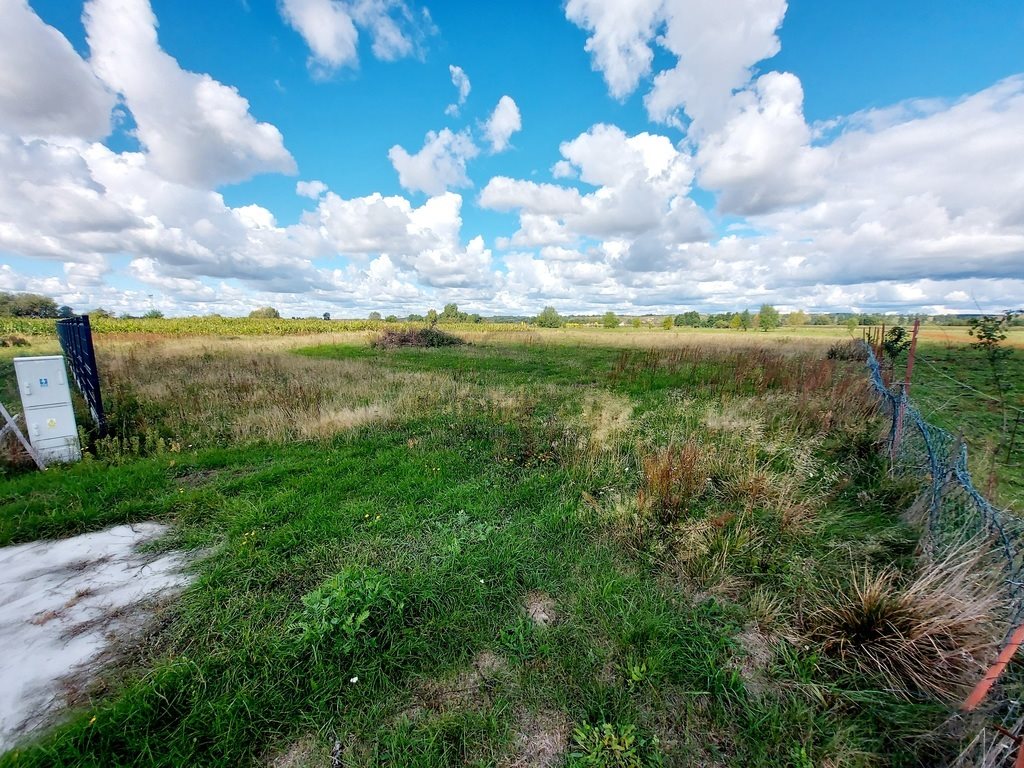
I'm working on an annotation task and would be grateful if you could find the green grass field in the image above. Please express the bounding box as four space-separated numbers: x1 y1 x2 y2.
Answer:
0 326 1018 766
898 342 1024 510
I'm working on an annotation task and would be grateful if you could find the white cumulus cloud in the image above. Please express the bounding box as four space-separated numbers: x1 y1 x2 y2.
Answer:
0 0 115 141
296 180 328 199
444 64 471 116
483 95 521 153
85 0 296 188
566 0 788 132
480 123 705 254
388 128 479 195
279 0 428 77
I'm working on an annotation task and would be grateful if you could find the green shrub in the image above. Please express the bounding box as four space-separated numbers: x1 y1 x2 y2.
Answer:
371 327 465 348
826 340 866 361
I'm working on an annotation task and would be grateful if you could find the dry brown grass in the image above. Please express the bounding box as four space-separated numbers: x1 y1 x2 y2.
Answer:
90 335 591 456
576 392 633 449
94 336 456 448
806 546 1001 702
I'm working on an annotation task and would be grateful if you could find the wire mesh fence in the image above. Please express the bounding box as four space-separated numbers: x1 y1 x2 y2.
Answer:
865 342 1024 638
864 342 1024 764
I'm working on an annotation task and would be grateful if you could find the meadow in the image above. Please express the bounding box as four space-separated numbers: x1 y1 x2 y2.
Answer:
0 322 1020 767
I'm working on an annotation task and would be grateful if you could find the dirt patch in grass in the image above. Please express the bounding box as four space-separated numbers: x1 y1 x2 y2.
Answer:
524 591 557 628
732 627 776 698
265 734 330 768
174 467 253 489
405 650 512 718
649 692 732 766
176 468 222 488
500 709 570 768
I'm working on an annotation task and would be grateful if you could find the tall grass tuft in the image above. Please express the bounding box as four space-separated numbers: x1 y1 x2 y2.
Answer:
638 441 709 524
806 547 1000 702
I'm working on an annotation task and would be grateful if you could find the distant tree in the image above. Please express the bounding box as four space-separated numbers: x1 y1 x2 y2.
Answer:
57 305 75 318
0 291 59 318
729 314 742 330
811 313 834 326
368 311 382 321
674 311 701 327
739 309 752 331
143 309 164 319
322 312 331 321
786 310 808 326
249 306 280 318
758 304 780 332
845 317 858 332
535 306 564 328
426 309 439 326
661 316 673 330
90 307 113 318
630 317 643 328
407 313 425 322
602 311 619 328
385 315 399 322
436 303 475 323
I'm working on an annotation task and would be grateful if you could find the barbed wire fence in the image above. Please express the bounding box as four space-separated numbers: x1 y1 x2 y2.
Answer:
863 341 1024 766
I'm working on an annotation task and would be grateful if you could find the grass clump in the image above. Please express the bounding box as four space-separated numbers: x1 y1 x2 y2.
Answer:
806 549 1000 703
372 327 465 348
637 441 708 524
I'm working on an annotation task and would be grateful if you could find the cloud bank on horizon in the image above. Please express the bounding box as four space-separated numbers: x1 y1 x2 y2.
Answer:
0 0 1021 317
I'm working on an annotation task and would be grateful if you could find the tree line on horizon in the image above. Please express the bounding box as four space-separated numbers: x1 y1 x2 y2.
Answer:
1 291 1019 329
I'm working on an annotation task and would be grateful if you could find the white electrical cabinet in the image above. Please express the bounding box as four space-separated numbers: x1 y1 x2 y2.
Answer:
13 355 81 463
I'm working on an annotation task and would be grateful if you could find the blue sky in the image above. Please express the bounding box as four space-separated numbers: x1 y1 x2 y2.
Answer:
2 0 1023 316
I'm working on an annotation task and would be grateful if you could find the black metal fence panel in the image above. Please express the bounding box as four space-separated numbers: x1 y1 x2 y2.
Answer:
55 315 106 435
